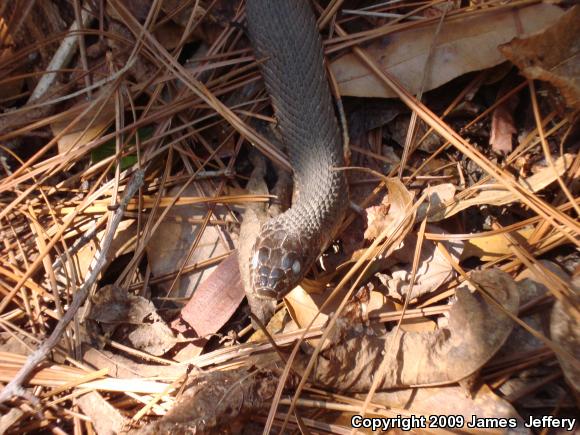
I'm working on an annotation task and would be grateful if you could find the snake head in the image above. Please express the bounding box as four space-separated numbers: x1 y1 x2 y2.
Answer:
249 226 309 300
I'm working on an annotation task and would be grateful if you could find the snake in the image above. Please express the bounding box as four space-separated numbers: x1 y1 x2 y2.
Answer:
245 0 349 303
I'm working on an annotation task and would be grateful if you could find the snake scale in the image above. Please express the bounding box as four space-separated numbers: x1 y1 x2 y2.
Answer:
245 0 348 307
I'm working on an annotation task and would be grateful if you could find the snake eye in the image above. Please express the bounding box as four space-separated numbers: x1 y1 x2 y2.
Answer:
292 260 301 275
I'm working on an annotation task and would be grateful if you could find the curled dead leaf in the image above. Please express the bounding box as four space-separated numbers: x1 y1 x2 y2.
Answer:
87 285 178 356
364 178 414 241
146 183 230 299
298 269 519 392
77 391 127 435
140 367 279 434
368 384 527 432
331 4 564 99
550 277 580 392
438 154 573 219
381 226 464 300
500 6 580 110
490 94 518 154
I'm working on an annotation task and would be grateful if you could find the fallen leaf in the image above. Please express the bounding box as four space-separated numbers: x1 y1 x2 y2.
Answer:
68 219 135 281
171 251 245 359
146 183 230 299
390 116 443 153
331 4 564 98
495 261 567 359
417 183 456 222
346 98 405 140
364 178 414 241
141 367 278 434
438 153 573 219
369 384 526 431
160 0 205 28
0 332 32 356
128 320 178 357
490 91 518 154
87 285 178 356
461 226 534 261
500 6 580 110
381 226 464 300
248 306 288 341
237 155 275 324
550 276 580 392
76 391 127 435
284 284 394 344
81 346 187 379
298 269 519 391
51 98 115 155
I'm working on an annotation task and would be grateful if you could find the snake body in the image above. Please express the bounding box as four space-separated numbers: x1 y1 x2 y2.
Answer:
246 0 348 301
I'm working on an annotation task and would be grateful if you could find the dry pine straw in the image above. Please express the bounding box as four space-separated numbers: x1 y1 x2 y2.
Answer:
0 0 578 432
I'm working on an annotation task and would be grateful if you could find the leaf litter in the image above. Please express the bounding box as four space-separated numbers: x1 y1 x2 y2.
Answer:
0 1 578 433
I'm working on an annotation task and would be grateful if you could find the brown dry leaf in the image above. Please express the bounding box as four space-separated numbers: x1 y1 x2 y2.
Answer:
439 153 573 219
171 251 245 359
500 6 580 110
495 261 565 359
88 285 178 356
160 1 206 28
390 116 443 153
154 22 190 50
70 219 135 281
0 408 24 435
76 391 127 435
364 178 414 241
461 227 534 261
381 226 463 300
237 156 274 323
284 284 394 341
127 319 178 357
331 4 564 98
299 269 519 392
248 307 288 342
51 98 116 154
550 276 580 392
369 384 526 432
490 94 518 154
417 183 456 222
399 316 437 333
146 183 230 299
141 367 279 435
0 332 31 356
82 347 187 379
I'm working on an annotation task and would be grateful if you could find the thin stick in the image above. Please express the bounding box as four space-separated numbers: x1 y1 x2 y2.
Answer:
0 170 145 405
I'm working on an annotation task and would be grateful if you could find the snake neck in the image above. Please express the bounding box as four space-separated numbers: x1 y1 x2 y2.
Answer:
287 138 348 251
246 0 349 302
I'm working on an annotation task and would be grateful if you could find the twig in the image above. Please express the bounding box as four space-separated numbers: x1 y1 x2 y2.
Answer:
28 7 94 103
0 170 145 405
